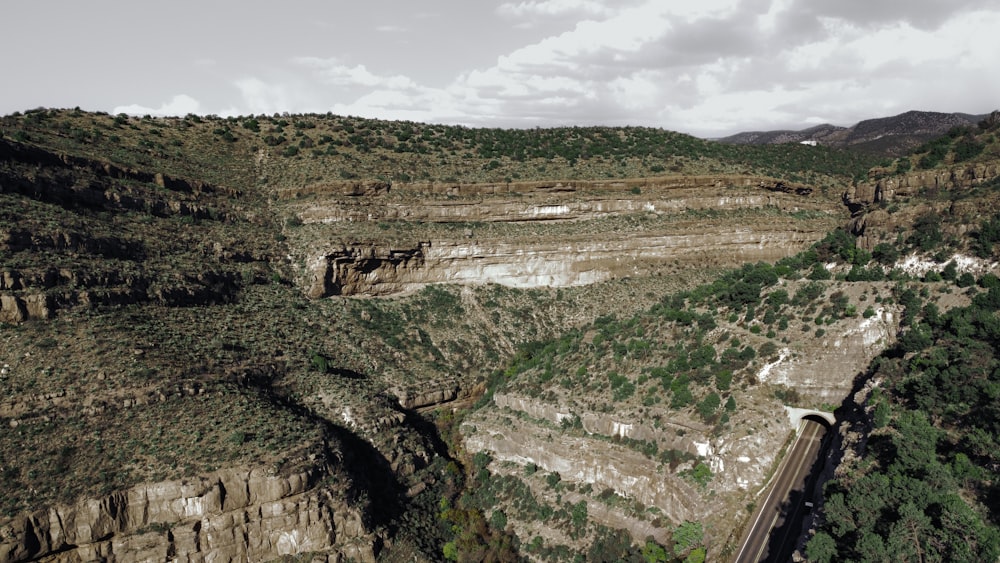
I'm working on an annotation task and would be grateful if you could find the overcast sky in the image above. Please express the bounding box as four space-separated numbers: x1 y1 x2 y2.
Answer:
3 0 998 137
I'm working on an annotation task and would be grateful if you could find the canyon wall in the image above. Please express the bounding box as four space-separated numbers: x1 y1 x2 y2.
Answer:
0 465 375 563
843 160 1000 215
843 159 1000 249
305 225 828 297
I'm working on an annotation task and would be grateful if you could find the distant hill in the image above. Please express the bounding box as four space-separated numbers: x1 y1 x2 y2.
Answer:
718 110 988 156
716 123 848 146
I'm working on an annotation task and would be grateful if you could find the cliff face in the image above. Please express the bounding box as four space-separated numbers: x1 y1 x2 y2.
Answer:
289 175 839 297
843 160 1000 215
754 299 900 403
0 465 375 563
293 175 815 225
306 226 827 297
843 159 1000 250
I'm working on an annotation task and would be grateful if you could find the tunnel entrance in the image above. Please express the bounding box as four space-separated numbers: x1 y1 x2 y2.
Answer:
784 406 836 430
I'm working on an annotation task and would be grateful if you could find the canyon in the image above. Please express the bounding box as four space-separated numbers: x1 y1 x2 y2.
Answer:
3 109 999 562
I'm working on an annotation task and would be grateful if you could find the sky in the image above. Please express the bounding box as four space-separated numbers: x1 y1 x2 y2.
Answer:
2 0 998 137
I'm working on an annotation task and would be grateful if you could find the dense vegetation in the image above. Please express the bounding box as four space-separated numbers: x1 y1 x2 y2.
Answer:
808 280 1000 561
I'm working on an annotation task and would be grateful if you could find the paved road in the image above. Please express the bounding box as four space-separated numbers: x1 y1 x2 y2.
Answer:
732 419 827 563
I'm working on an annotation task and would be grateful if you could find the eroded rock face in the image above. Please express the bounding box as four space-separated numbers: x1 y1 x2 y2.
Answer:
307 227 827 297
389 379 463 410
0 465 375 563
463 414 703 526
462 392 794 549
755 303 901 403
281 175 812 203
288 174 841 297
299 193 799 224
844 160 1000 215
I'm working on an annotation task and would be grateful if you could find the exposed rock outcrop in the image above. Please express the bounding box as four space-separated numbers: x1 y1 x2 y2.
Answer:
389 379 465 410
306 225 829 297
843 160 1000 216
754 301 900 403
462 392 795 549
463 414 703 526
843 159 1000 249
0 465 376 563
281 175 813 202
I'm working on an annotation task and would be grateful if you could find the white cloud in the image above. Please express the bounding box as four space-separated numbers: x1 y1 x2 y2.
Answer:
113 94 201 117
233 78 300 116
294 57 418 90
608 70 663 111
113 1 999 136
497 0 614 19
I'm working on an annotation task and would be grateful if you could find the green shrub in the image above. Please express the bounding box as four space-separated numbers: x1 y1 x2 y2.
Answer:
907 213 943 251
954 137 985 162
545 472 561 488
310 351 329 373
680 464 712 489
808 264 832 280
715 370 732 391
696 393 721 422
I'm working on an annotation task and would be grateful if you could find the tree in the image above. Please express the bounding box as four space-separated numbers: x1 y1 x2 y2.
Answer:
723 280 762 308
855 531 888 561
697 393 721 422
571 500 588 529
942 260 958 281
715 370 732 391
806 532 838 563
672 521 704 557
641 541 668 563
807 263 832 280
872 243 900 266
489 509 507 531
907 213 943 251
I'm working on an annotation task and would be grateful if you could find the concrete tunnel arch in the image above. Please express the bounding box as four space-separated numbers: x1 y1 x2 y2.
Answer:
784 406 836 430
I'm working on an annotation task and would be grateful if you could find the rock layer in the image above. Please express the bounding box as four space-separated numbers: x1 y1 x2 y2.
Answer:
307 223 829 297
0 465 375 563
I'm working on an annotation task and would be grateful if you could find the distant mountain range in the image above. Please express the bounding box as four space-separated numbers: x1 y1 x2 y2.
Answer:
717 110 988 156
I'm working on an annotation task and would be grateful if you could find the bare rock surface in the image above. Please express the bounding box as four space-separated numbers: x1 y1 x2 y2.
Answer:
0 465 375 563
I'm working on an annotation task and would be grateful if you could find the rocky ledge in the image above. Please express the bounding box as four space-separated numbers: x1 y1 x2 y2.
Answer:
0 463 376 563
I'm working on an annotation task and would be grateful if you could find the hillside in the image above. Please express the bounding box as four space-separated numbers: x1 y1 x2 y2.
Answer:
719 110 987 157
1 108 1000 562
